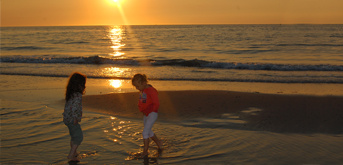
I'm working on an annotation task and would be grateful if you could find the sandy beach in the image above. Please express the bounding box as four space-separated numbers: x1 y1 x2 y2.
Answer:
83 90 343 134
1 75 343 164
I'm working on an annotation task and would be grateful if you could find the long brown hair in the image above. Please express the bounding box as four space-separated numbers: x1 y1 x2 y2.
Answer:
65 72 86 101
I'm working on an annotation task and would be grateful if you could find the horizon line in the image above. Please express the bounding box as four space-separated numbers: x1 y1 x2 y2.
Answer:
2 23 343 28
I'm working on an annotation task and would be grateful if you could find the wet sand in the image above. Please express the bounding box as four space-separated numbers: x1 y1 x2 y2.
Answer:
2 75 343 164
83 90 343 134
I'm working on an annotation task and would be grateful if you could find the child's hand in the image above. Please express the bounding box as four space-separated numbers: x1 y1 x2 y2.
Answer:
73 118 79 125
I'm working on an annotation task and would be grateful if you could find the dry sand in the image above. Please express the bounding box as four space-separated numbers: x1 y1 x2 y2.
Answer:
83 90 343 134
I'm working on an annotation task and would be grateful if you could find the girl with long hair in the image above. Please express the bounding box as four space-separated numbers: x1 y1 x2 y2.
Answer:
63 72 86 162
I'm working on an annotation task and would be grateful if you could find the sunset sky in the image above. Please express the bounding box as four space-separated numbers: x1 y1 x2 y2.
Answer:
1 0 343 27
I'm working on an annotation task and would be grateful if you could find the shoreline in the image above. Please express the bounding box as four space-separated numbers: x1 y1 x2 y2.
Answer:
83 90 343 134
2 75 343 164
1 75 343 104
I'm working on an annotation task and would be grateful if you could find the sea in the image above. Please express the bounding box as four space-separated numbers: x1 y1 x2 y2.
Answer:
1 24 343 83
1 25 343 164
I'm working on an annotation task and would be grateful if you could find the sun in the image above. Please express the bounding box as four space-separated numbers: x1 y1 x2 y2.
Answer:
106 0 129 25
110 0 123 4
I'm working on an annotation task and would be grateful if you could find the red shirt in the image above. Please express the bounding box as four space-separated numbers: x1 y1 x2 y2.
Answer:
138 86 159 116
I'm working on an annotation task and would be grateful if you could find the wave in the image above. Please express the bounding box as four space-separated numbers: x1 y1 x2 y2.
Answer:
1 46 50 50
276 43 343 47
2 72 343 83
1 55 342 71
330 33 343 38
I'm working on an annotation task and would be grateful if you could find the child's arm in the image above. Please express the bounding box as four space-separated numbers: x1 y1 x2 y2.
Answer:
142 88 159 114
71 93 83 124
149 89 159 112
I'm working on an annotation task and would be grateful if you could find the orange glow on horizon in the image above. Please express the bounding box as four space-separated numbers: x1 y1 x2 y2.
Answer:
1 0 343 27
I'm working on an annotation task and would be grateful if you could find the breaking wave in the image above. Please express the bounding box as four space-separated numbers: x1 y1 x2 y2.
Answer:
1 55 342 71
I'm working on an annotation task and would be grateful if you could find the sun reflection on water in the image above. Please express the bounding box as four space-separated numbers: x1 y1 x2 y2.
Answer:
99 66 133 90
108 26 125 58
109 79 123 88
103 116 137 146
101 67 131 77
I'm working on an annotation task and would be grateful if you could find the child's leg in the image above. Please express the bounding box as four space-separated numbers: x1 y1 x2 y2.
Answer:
150 134 163 149
142 138 149 157
142 113 158 139
67 123 83 161
142 115 151 157
70 141 79 157
68 141 80 161
142 112 158 156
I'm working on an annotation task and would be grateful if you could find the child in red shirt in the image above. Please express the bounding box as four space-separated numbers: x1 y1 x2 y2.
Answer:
132 74 163 158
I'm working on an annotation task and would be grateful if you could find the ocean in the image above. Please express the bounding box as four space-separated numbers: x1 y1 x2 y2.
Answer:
1 24 343 83
1 25 343 164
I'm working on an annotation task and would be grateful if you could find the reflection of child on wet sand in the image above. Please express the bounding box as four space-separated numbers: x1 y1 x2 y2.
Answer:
132 74 163 158
62 72 86 162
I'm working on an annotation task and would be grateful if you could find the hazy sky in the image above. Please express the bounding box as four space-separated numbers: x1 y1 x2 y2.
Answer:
1 0 343 27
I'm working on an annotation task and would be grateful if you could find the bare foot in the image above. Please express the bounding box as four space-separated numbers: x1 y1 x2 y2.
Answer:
68 157 80 162
68 154 80 162
157 147 164 157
